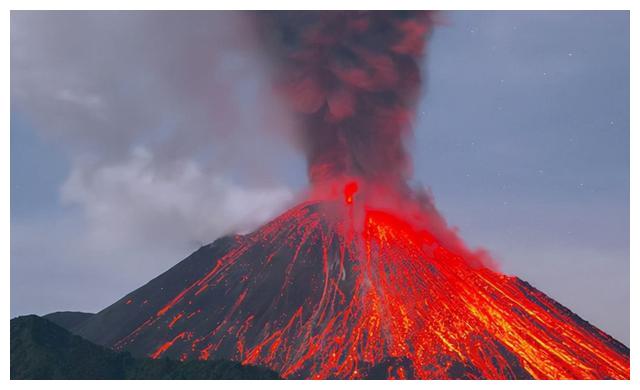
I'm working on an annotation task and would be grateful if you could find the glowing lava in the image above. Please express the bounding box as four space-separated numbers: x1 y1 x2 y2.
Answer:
77 187 629 380
344 181 358 205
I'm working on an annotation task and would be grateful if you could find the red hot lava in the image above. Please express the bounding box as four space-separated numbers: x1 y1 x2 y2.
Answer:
344 181 358 205
96 180 629 379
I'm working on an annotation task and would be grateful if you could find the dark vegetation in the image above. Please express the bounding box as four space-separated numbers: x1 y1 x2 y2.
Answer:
10 315 281 380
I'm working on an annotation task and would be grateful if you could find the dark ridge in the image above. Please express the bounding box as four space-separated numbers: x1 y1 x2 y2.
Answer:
10 315 280 380
11 315 127 379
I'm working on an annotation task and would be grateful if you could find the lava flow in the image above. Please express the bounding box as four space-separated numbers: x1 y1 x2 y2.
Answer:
72 11 630 379
74 181 630 379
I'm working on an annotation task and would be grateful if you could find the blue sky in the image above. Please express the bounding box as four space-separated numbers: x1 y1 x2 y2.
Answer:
10 11 629 344
414 11 629 343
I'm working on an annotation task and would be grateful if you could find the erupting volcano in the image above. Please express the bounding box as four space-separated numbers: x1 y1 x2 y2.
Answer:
73 11 629 379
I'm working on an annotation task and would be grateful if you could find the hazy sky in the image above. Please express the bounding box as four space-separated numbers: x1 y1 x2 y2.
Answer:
10 11 629 345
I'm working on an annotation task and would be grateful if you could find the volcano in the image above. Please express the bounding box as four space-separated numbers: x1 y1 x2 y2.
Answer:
74 185 630 380
65 11 629 380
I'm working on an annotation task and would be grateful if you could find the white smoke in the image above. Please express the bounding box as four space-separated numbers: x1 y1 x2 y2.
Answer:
11 11 304 314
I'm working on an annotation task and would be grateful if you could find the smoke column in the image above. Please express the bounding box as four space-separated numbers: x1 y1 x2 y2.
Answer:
257 11 492 268
258 11 434 187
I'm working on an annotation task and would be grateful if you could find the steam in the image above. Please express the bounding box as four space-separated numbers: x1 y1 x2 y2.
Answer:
11 11 299 249
257 11 434 186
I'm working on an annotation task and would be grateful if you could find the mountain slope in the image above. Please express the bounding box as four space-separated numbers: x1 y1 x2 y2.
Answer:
75 200 630 379
10 315 280 379
74 235 242 348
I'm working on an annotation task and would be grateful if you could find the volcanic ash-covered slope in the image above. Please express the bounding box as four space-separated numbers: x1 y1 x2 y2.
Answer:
75 200 630 379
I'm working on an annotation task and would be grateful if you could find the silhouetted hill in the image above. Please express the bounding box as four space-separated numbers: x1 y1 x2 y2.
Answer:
43 311 94 332
11 315 127 379
125 358 281 380
10 315 280 380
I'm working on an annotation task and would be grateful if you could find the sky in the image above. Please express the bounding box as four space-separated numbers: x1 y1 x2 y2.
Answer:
10 11 629 345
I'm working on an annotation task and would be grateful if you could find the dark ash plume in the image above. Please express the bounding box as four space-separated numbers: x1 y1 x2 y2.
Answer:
257 11 434 186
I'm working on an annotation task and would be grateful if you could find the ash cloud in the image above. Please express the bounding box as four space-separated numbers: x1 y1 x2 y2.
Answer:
257 11 434 186
258 11 495 269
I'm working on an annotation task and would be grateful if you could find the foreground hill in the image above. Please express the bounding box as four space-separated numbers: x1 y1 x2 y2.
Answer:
10 315 280 380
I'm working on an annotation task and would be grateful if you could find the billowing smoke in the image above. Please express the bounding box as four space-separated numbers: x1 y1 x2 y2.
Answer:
257 11 434 186
257 11 495 270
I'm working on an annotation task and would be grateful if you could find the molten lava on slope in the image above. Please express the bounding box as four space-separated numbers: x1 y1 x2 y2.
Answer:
75 182 630 379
